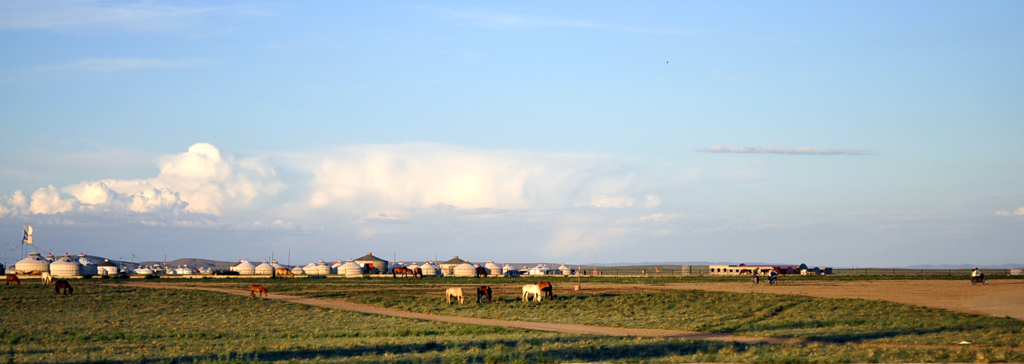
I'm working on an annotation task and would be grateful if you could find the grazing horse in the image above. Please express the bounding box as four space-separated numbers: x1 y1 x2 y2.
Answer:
522 284 543 302
477 286 492 303
475 266 488 278
6 274 20 286
41 272 53 285
273 268 294 279
536 281 553 300
249 284 268 299
392 267 421 279
445 287 464 304
55 280 73 296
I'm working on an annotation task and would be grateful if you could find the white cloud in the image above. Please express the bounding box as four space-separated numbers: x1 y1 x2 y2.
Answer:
1016 207 1024 216
995 210 1009 216
28 185 76 214
698 145 873 155
0 0 231 31
438 8 695 35
300 143 653 215
3 143 284 218
995 208 1024 217
46 57 206 72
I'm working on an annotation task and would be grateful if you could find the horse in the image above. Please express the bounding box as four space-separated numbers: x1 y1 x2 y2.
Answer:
475 266 488 278
249 284 268 299
536 281 553 300
477 286 492 303
522 284 543 302
392 267 421 279
41 272 53 285
55 280 73 296
445 287 464 304
6 274 20 286
273 268 294 279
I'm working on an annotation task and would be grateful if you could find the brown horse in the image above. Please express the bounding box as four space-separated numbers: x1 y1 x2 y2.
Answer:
273 268 294 278
55 280 73 296
249 284 268 299
475 266 488 278
477 286 492 303
536 281 553 300
6 274 20 286
392 267 422 279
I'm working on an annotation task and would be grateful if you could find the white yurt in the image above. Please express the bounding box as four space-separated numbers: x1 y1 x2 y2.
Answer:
44 253 55 263
270 259 284 269
484 261 502 276
50 254 81 277
255 260 275 275
558 264 572 276
339 260 364 278
453 262 477 277
76 253 98 276
198 267 212 274
529 264 551 276
406 262 420 271
15 252 50 274
97 259 118 276
502 263 515 275
419 262 441 277
302 262 317 275
311 260 331 275
134 266 154 275
234 260 257 275
331 260 344 273
291 266 304 275
175 265 195 275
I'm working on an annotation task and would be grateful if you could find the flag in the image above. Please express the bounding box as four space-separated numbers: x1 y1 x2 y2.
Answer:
132 254 136 258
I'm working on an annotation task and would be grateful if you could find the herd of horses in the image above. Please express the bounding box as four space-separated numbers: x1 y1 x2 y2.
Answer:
445 281 551 304
6 273 74 296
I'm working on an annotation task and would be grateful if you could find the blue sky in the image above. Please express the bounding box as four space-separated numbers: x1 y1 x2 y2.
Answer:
1 1 1022 268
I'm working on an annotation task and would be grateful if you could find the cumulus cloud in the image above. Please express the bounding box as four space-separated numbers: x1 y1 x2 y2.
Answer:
300 143 658 215
28 185 75 214
697 145 873 155
1 143 284 218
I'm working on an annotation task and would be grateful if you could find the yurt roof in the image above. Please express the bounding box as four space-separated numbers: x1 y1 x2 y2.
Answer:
532 264 550 271
340 260 362 269
256 261 273 268
441 256 467 265
354 252 385 262
421 262 440 269
235 260 256 268
98 259 117 267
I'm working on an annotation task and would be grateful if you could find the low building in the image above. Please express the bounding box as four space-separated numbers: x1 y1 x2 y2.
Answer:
707 263 832 276
353 252 388 274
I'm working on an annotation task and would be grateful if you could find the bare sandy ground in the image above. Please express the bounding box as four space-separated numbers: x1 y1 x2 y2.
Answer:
570 279 1024 320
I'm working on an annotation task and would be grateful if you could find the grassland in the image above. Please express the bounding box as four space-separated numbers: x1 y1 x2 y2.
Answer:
1 277 1022 363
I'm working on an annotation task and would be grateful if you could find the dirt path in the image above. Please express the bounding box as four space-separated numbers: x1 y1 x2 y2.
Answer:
123 282 799 344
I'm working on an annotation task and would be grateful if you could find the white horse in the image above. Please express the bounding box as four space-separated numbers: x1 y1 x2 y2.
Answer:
445 287 464 304
41 272 52 285
522 284 543 302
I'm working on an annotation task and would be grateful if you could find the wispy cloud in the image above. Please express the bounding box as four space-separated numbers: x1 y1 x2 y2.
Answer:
697 145 873 156
995 207 1024 216
44 57 206 72
0 0 249 32
440 8 697 35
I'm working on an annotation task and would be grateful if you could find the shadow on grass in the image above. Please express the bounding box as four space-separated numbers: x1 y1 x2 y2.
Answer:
31 337 757 364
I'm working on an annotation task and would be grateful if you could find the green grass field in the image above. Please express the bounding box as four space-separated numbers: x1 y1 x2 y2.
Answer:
1 278 1022 363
